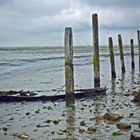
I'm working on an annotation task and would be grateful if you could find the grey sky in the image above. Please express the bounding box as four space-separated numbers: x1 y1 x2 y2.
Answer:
0 0 140 47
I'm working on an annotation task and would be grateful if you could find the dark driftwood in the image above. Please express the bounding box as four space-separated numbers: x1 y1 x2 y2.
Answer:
0 88 106 102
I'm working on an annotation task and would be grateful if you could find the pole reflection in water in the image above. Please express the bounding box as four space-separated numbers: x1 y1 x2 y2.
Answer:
120 73 125 93
131 69 135 91
111 78 116 94
94 96 105 125
138 67 140 91
66 105 76 139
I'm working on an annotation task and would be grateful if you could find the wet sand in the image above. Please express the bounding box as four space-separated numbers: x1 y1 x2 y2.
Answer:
0 73 140 140
0 47 140 140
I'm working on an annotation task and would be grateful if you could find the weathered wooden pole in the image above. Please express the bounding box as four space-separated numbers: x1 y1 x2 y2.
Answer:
108 37 116 78
130 39 135 69
137 30 140 66
92 13 100 87
118 34 125 73
64 27 75 105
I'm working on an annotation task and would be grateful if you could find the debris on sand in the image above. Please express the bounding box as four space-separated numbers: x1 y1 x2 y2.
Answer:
18 133 29 139
0 90 37 97
79 127 85 133
103 112 123 121
116 122 131 130
130 132 140 140
112 131 123 136
132 91 140 103
2 127 8 132
87 127 96 133
80 120 86 126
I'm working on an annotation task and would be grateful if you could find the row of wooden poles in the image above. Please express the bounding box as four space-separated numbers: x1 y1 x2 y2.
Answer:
64 13 140 104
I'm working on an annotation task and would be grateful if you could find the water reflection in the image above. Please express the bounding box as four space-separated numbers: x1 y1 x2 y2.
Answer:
94 96 105 124
131 69 135 90
66 105 76 139
138 67 140 91
120 73 125 93
111 78 116 94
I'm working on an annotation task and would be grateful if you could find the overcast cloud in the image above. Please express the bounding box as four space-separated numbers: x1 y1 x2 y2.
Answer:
0 0 140 46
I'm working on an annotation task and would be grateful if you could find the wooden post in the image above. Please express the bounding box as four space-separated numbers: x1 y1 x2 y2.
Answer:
64 27 75 105
130 39 135 69
137 30 140 66
92 13 100 87
108 37 116 78
118 34 125 73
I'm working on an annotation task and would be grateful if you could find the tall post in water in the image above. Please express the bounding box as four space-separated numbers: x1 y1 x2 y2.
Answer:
64 27 75 105
118 34 125 73
130 39 135 69
108 37 116 78
92 13 100 87
137 30 140 67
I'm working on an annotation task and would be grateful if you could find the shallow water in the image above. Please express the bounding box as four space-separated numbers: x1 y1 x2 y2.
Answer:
0 46 140 140
0 46 139 94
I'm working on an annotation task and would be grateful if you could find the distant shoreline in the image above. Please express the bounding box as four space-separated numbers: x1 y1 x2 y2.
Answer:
0 45 138 50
